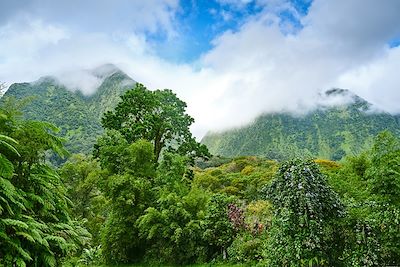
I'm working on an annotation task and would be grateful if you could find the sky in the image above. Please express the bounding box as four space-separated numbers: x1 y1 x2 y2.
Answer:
0 0 400 138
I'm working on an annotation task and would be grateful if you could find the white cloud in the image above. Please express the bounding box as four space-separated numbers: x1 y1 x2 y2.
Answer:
337 46 400 114
216 0 254 8
0 0 180 36
193 0 400 134
303 0 400 48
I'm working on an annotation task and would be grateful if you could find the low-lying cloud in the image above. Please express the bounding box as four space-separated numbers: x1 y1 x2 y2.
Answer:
0 0 400 138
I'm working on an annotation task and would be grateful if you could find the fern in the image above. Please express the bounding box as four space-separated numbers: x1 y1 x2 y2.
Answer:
0 154 14 178
15 257 26 267
1 218 29 229
0 109 90 266
15 231 35 243
42 253 56 267
0 134 20 156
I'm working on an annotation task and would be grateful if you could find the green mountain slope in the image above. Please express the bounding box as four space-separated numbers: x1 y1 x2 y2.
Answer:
2 64 135 155
202 89 400 161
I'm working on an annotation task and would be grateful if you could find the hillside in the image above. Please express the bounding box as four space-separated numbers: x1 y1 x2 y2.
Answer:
202 89 400 160
2 64 135 156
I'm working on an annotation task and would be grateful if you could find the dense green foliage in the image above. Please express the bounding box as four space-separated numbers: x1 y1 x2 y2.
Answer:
101 83 209 162
2 78 400 267
84 129 400 266
263 159 344 266
326 131 400 266
202 89 400 161
0 105 90 266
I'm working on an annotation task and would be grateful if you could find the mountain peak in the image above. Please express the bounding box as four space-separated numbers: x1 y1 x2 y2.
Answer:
325 88 350 96
91 63 124 79
317 88 370 111
2 64 137 156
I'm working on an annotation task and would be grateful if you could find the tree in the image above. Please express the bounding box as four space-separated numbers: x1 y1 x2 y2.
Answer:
0 82 6 97
137 152 209 265
59 154 107 245
327 132 400 266
100 140 156 264
263 159 344 266
367 131 400 205
203 193 235 261
101 83 209 162
137 189 209 265
360 131 400 265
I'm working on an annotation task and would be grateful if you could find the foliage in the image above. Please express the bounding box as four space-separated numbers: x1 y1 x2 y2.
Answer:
59 154 107 245
2 65 134 158
366 131 400 205
262 159 345 266
227 204 245 231
0 108 90 266
101 83 209 162
193 157 277 200
202 90 400 161
138 189 209 265
78 245 102 266
227 232 266 264
203 193 235 261
335 131 400 266
99 140 155 264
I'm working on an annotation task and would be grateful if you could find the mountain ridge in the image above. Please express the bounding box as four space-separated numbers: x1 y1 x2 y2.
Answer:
202 89 400 161
3 66 399 162
2 64 136 156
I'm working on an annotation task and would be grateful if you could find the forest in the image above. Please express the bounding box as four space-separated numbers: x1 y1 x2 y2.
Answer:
1 83 400 267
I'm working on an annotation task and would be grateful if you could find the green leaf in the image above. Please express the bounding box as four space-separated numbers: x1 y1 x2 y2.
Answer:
0 154 14 178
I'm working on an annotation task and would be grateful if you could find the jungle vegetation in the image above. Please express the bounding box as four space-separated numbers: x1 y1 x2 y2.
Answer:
1 82 400 267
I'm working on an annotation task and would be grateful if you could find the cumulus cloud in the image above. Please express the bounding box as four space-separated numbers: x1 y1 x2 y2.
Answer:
195 0 400 133
337 46 400 114
0 0 179 35
0 0 400 138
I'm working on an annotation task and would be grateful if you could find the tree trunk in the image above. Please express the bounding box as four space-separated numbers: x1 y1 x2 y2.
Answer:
154 133 163 163
222 247 227 260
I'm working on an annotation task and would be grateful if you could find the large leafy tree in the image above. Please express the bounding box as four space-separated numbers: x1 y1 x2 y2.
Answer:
138 153 209 264
367 131 400 205
99 139 156 264
59 154 107 246
263 159 344 266
101 83 209 162
203 193 235 261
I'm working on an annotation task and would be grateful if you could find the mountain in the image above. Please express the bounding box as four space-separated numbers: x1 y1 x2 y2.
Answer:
202 89 400 161
2 64 135 156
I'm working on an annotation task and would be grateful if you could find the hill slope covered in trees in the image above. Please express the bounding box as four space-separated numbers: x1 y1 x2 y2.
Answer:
202 89 400 160
2 64 135 155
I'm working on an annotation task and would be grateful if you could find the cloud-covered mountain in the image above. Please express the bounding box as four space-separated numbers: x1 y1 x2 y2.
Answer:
2 64 135 156
4 63 400 163
201 89 400 161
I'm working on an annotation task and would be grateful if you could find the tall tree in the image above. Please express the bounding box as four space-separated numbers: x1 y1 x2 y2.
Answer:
367 131 400 205
100 140 155 264
101 83 209 162
263 159 344 266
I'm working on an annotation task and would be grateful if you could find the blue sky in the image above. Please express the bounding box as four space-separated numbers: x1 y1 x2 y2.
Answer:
1 0 400 137
151 0 313 62
151 0 263 62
